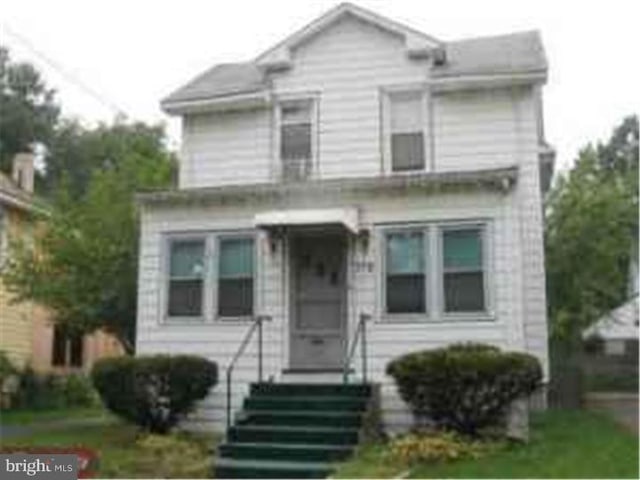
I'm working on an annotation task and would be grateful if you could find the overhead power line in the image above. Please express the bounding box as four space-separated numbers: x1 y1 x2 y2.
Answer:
2 22 129 118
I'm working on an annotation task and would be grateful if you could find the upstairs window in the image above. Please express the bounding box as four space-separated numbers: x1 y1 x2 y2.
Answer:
280 102 312 161
218 237 254 318
390 92 425 172
167 239 205 318
280 101 313 180
385 231 426 314
442 227 486 313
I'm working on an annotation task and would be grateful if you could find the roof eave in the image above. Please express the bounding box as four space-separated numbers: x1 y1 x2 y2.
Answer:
430 70 547 92
161 90 272 116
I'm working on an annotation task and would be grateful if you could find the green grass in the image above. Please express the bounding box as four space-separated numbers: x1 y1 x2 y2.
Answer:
335 410 639 479
0 406 109 425
1 420 218 478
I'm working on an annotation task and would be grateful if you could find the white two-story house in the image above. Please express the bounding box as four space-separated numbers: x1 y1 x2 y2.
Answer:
136 2 553 440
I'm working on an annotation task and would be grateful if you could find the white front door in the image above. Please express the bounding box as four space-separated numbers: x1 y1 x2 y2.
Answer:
289 234 347 370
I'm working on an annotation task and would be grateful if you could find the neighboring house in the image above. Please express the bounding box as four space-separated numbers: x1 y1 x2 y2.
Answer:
0 154 123 374
137 2 552 446
584 255 639 356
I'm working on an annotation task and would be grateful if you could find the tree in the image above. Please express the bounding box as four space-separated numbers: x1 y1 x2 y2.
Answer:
545 115 638 343
0 46 60 174
2 121 175 353
43 120 170 198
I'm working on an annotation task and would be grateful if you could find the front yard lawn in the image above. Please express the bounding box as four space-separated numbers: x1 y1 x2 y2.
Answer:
1 420 218 478
0 406 109 426
335 409 639 479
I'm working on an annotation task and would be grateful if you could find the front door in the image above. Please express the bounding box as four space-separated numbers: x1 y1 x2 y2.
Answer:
290 234 347 370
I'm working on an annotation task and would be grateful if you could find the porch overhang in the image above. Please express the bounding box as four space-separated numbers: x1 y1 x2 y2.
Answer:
136 166 518 208
254 207 360 234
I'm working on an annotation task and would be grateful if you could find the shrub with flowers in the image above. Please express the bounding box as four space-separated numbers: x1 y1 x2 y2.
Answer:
385 431 503 466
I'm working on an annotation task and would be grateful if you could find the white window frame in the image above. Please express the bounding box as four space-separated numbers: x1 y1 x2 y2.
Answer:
378 220 493 323
161 230 257 324
381 86 431 174
214 233 258 322
273 93 319 180
381 226 431 321
438 222 492 320
162 233 210 323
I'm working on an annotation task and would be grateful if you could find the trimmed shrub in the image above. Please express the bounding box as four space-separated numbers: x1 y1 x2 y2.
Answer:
91 355 218 433
386 343 542 436
12 369 98 410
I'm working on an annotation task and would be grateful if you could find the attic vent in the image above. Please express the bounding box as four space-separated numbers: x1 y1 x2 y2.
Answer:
432 47 447 66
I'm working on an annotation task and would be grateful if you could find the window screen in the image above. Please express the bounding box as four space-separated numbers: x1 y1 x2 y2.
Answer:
218 237 254 317
442 228 485 312
167 239 205 317
281 103 312 161
385 231 426 313
390 93 424 171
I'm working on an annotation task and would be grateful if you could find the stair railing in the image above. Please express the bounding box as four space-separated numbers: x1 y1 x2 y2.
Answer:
343 313 371 384
225 315 271 433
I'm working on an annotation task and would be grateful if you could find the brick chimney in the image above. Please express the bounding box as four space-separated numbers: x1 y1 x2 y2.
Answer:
12 152 35 193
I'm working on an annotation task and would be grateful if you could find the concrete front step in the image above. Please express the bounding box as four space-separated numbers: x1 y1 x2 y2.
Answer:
250 382 371 397
214 382 374 479
218 441 353 462
228 424 361 445
244 395 369 412
237 410 363 427
214 457 333 479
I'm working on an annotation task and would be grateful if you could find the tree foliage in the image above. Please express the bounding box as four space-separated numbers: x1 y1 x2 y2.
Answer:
545 115 638 342
2 122 175 352
0 46 60 174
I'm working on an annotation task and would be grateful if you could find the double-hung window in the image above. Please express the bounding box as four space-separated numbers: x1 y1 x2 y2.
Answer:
167 239 205 318
280 101 313 180
165 234 256 321
217 237 255 318
442 227 486 313
385 230 426 314
382 223 489 320
389 92 425 172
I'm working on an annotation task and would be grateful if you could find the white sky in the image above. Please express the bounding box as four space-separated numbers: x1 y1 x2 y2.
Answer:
1 0 639 170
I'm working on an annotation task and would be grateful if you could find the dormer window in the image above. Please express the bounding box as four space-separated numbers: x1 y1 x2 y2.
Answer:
278 100 315 181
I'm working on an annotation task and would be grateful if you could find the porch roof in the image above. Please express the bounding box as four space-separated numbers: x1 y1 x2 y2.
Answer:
254 207 360 234
136 166 518 208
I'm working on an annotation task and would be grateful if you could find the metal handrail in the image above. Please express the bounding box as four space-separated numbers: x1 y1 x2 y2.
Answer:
343 313 371 384
225 315 270 433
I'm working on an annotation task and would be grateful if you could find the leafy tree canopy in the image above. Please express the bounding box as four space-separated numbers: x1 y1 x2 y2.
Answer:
545 115 638 343
2 121 176 353
0 46 60 174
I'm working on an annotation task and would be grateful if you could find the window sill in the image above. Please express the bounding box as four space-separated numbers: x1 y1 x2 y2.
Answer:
377 313 496 324
161 316 206 325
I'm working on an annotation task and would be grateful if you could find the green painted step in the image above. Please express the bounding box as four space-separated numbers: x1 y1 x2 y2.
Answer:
250 382 371 397
237 410 363 427
218 441 353 462
214 458 333 479
244 395 368 412
228 425 360 445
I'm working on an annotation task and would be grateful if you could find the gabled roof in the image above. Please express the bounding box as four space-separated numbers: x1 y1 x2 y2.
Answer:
583 296 640 341
255 2 442 69
161 3 548 114
162 63 267 105
431 31 547 78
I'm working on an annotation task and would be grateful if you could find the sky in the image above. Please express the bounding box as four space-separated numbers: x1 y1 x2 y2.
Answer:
1 0 639 171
